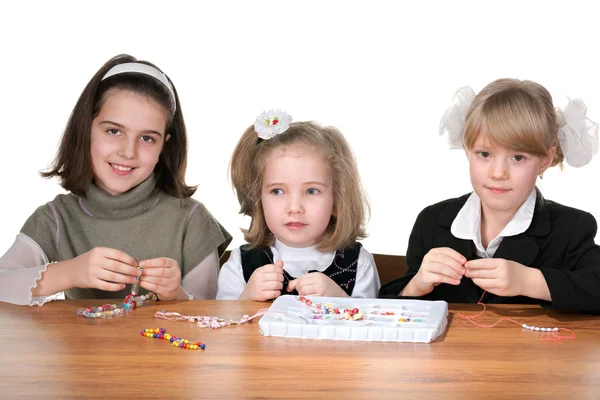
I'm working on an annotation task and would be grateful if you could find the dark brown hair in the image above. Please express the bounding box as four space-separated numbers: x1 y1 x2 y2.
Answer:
42 54 196 197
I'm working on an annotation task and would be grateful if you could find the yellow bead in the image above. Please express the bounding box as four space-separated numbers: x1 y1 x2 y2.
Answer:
184 340 189 344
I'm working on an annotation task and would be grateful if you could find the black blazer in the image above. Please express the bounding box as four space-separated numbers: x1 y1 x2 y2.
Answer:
379 192 600 314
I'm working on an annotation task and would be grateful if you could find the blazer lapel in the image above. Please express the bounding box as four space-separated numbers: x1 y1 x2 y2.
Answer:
493 235 539 266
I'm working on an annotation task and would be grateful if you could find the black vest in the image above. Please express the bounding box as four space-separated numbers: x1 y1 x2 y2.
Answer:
240 243 362 297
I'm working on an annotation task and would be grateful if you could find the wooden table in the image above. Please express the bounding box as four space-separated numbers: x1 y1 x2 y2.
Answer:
0 300 598 399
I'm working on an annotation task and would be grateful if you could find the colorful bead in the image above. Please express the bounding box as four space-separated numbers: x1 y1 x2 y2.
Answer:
141 328 204 351
77 260 158 318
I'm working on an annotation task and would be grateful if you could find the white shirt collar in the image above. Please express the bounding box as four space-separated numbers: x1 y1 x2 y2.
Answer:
451 189 537 257
272 240 336 274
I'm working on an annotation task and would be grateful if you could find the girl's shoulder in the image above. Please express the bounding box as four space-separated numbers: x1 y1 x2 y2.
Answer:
539 198 597 227
24 192 80 222
158 194 217 221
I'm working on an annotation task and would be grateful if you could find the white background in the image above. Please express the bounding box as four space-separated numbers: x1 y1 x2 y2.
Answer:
1 0 599 256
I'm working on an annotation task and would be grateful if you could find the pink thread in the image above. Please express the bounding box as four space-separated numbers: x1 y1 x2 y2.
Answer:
155 309 270 329
456 291 576 342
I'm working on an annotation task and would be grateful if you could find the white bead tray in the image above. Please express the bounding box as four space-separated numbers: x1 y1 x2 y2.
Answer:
258 295 449 343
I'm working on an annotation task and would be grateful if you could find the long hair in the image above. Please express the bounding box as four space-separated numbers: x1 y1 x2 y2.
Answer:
42 54 195 197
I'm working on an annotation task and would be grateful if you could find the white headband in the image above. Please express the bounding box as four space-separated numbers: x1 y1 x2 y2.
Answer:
439 86 599 168
101 62 177 111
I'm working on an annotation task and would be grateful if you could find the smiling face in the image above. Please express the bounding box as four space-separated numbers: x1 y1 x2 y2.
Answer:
90 89 170 195
260 143 335 248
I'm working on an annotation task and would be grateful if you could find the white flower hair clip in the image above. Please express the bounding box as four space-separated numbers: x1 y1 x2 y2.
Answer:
254 109 293 140
557 98 599 167
438 86 476 149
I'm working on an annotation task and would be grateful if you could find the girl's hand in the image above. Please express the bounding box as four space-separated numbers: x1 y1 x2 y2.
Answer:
71 247 140 291
402 247 466 296
139 257 182 301
465 258 531 297
287 272 348 297
239 261 285 301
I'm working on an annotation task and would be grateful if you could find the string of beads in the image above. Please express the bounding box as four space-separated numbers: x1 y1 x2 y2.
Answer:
141 328 205 350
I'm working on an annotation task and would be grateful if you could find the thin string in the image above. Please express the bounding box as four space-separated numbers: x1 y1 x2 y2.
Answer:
456 291 576 342
155 308 270 329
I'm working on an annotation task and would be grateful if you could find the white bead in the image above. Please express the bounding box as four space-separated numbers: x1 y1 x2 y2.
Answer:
541 328 548 332
529 326 535 330
553 327 559 332
522 324 528 328
535 327 541 331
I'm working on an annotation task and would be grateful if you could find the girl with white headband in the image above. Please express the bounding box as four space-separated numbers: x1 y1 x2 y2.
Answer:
380 78 600 314
0 54 231 305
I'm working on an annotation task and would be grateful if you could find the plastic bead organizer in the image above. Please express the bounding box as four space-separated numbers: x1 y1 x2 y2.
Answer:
258 295 449 343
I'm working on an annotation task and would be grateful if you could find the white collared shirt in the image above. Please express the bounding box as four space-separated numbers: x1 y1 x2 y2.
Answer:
451 190 537 258
216 239 380 299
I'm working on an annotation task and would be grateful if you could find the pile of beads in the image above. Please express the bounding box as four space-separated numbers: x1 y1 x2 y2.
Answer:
398 317 424 323
298 296 367 320
77 260 157 318
141 328 205 350
341 308 366 321
155 309 269 329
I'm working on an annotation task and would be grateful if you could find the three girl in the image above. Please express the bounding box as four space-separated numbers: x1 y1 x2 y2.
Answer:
2 66 599 314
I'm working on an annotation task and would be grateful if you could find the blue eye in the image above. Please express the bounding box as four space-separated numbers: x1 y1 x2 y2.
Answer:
306 188 320 195
141 135 155 143
271 188 284 195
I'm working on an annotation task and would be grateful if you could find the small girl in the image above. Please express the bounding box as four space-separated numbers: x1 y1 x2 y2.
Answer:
379 79 600 314
217 110 380 301
0 54 231 305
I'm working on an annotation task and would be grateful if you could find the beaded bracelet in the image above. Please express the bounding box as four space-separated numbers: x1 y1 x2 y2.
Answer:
77 260 157 318
141 328 205 350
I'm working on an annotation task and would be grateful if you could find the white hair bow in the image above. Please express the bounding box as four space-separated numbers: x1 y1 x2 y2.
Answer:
438 86 476 149
557 99 599 167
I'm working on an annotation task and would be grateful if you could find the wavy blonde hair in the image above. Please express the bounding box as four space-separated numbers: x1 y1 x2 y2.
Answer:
230 121 369 251
464 78 563 167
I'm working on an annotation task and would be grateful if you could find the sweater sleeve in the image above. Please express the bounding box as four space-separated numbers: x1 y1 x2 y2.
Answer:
0 233 65 306
216 248 246 300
